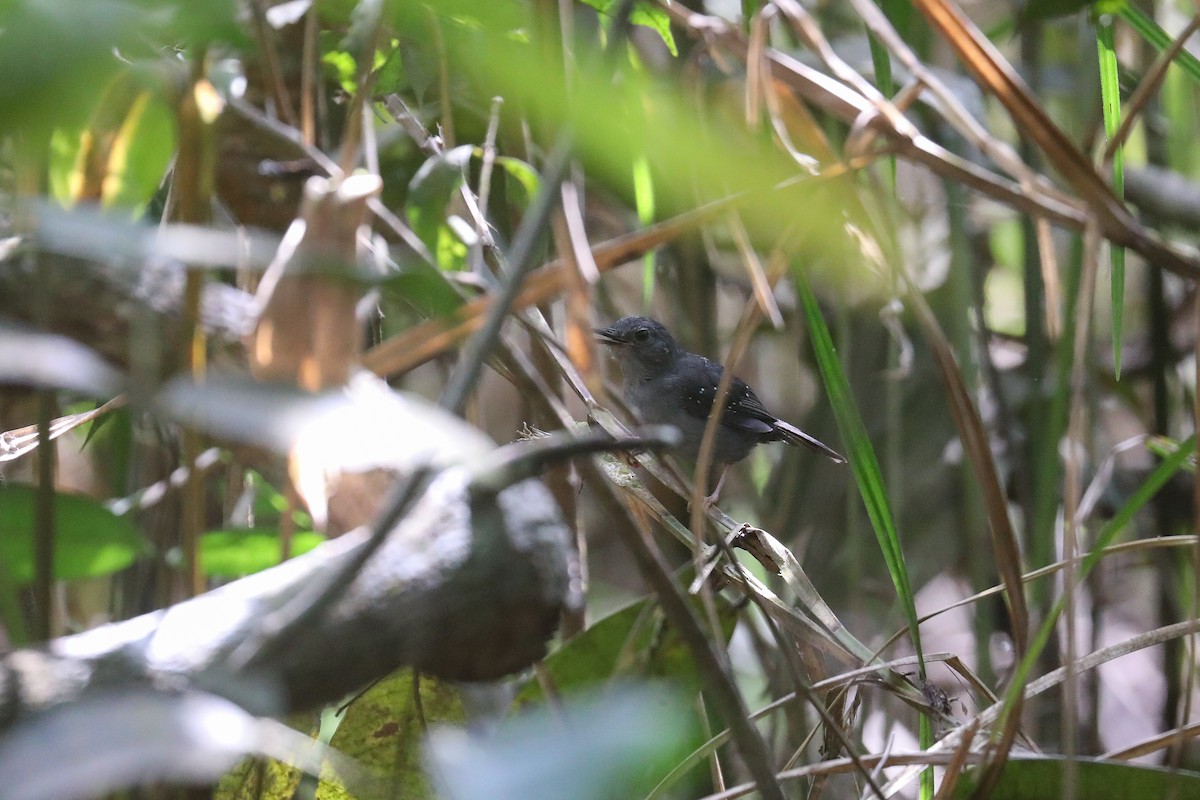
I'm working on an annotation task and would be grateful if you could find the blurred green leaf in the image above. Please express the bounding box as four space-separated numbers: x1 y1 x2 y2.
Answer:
214 757 301 800
0 0 240 135
1146 436 1196 470
73 402 133 497
375 40 409 95
322 47 359 94
0 485 144 583
952 757 1200 799
407 144 473 259
377 269 465 316
243 470 313 530
199 529 325 577
429 685 695 800
427 16 859 271
491 154 541 203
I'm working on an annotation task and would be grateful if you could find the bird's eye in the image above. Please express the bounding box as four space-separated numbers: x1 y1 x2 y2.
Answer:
633 328 650 343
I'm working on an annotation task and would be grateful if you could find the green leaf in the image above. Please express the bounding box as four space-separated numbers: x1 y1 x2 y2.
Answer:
430 685 696 800
374 41 408 96
327 669 465 799
198 529 325 577
796 273 923 667
514 596 736 708
952 757 1200 799
577 0 677 56
631 156 656 310
491 154 541 202
0 0 240 136
1118 4 1200 85
377 269 465 317
406 144 473 258
321 48 359 94
46 66 175 214
0 485 145 584
1096 18 1125 379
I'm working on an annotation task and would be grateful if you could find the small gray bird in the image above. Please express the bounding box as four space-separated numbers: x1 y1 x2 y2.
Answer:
596 316 845 502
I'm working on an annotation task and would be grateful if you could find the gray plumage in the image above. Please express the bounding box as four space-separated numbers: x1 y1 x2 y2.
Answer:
596 316 846 468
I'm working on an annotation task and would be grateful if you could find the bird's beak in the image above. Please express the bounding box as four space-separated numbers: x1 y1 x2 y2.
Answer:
594 326 628 346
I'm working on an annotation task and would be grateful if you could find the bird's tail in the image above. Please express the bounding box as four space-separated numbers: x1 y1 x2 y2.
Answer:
772 420 847 464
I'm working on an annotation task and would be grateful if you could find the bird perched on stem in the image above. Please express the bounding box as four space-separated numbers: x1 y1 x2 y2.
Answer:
596 315 845 504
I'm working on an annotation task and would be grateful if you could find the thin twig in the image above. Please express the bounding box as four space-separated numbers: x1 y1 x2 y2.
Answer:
440 138 572 415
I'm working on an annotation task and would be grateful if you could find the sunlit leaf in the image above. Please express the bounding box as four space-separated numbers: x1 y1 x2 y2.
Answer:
0 485 145 584
576 0 677 56
491 154 541 202
199 529 325 577
0 0 240 135
329 669 464 799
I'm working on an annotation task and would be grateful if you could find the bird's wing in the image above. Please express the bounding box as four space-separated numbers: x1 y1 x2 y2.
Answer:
672 355 775 434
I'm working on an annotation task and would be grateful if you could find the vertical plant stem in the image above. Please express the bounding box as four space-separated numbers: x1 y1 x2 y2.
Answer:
174 50 218 599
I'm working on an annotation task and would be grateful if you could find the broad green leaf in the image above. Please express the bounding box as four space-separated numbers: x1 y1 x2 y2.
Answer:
321 48 359 94
199 529 325 577
375 41 409 96
214 755 302 800
324 669 465 799
0 485 145 584
952 757 1200 799
377 269 465 317
48 69 176 214
0 0 240 135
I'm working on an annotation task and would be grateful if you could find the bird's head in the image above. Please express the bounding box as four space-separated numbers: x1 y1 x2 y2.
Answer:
595 316 681 378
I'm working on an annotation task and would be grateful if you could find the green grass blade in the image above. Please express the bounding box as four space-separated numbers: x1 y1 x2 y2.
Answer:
632 155 657 311
1119 4 1200 85
867 32 896 190
796 271 923 669
1096 18 1125 379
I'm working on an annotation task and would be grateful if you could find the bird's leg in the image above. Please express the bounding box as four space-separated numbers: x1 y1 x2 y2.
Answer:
703 464 731 509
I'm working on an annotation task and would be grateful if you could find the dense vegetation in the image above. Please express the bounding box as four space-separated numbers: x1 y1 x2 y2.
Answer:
3 0 1200 798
